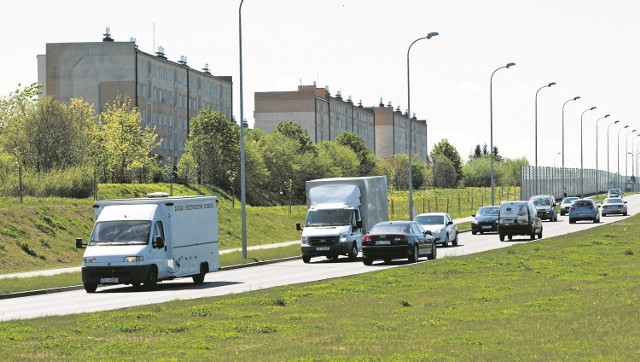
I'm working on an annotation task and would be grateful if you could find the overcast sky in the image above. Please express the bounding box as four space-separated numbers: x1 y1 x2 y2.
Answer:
2 0 640 173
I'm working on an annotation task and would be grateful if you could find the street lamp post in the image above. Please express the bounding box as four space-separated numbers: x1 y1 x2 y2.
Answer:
534 82 556 195
625 129 637 190
489 62 516 205
617 125 629 189
238 0 248 258
607 120 620 189
594 114 610 196
580 106 596 197
561 96 580 196
554 151 561 167
407 31 438 219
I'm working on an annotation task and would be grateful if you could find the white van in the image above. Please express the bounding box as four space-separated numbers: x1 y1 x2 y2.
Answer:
77 194 219 293
497 201 543 241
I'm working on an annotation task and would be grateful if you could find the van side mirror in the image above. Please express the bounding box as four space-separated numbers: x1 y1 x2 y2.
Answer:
153 236 165 249
296 223 303 231
75 238 85 249
425 230 432 235
355 219 363 229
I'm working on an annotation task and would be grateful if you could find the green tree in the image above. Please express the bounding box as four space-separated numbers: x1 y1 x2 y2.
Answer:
431 152 457 188
379 154 425 190
273 122 314 154
430 139 462 185
95 97 158 183
188 110 239 187
316 141 359 177
0 83 42 171
462 157 491 187
335 131 378 175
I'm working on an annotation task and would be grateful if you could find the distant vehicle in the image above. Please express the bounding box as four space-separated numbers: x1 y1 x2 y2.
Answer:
559 197 579 216
471 206 499 235
529 195 558 221
606 188 622 198
361 221 436 265
568 199 600 224
414 212 458 247
600 197 628 216
497 201 543 241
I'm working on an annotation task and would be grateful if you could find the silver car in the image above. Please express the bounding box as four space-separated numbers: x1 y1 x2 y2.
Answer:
600 197 628 216
414 212 458 247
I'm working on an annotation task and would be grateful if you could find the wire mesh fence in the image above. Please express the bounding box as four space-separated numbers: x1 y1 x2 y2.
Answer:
520 165 636 200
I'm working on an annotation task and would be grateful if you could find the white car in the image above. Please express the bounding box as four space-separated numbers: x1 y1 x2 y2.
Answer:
600 197 628 216
414 212 458 247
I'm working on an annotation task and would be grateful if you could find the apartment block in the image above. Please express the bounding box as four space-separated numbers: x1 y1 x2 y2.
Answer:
254 85 427 161
37 30 233 162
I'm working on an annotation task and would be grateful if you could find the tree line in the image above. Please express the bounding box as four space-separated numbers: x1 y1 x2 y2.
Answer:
0 83 528 205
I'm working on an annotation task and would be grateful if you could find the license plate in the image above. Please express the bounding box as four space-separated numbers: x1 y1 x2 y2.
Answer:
503 219 513 224
100 277 119 284
482 225 492 229
316 246 330 251
578 213 586 217
376 240 391 245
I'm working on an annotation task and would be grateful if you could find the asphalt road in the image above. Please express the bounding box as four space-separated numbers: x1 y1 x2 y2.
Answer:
1 194 637 322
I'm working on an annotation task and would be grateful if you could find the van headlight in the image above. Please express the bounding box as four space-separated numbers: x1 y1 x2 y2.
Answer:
83 256 96 263
123 256 144 262
301 236 309 245
339 234 348 242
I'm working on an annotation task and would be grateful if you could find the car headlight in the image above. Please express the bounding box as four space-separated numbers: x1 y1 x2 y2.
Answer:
123 256 144 262
471 220 478 224
83 256 96 263
301 236 309 245
339 234 348 242
435 228 443 234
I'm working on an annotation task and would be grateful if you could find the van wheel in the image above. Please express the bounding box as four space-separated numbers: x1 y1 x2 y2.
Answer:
84 283 97 293
348 243 359 261
302 256 311 263
508 235 513 240
499 234 505 242
144 267 158 290
192 264 207 284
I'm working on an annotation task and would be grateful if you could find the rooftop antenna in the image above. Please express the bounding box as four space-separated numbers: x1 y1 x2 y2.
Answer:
102 27 113 42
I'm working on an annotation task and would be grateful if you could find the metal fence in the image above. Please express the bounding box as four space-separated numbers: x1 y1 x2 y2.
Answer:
520 166 636 200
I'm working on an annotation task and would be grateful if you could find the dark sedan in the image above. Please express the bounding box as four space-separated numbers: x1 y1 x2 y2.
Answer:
471 206 499 234
362 221 436 265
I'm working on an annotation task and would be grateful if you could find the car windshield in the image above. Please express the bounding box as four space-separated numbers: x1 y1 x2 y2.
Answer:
414 215 444 225
532 198 550 206
477 207 498 216
604 198 623 204
305 209 353 227
370 224 410 234
89 220 151 246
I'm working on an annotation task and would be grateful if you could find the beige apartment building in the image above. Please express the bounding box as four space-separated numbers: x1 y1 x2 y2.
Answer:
37 31 233 162
254 85 428 161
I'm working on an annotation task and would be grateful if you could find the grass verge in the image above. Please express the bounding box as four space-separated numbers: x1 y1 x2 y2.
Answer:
0 215 639 360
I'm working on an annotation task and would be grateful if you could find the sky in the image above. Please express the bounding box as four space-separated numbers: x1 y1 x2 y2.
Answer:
2 0 640 174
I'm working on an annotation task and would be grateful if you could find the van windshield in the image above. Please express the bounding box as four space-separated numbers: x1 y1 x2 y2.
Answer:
89 220 151 246
306 209 354 227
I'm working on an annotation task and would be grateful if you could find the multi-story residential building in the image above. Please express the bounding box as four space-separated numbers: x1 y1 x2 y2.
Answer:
254 85 428 161
37 29 233 162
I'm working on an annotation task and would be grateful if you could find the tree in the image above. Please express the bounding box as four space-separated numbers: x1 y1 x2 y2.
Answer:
187 109 239 187
430 139 462 185
379 154 425 190
335 131 378 175
316 141 359 177
273 122 314 154
431 152 457 188
462 157 491 187
94 97 158 183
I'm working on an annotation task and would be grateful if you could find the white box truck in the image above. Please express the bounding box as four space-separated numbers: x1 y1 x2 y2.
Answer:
296 176 388 263
76 193 219 293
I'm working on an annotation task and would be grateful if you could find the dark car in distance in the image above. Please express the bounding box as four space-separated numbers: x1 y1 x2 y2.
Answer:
471 206 499 235
362 221 436 265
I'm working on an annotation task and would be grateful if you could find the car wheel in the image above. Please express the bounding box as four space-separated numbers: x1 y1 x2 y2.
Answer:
348 243 359 261
560 211 565 216
530 231 535 240
84 283 98 293
144 267 158 291
508 234 513 240
427 245 437 260
408 245 419 263
569 218 575 224
624 212 628 216
330 254 339 261
302 255 311 263
452 233 458 246
443 235 449 247
363 257 373 266
499 233 505 242
538 229 543 239
472 231 477 235
593 217 599 223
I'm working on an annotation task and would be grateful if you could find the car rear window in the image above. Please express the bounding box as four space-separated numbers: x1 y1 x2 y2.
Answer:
573 201 593 207
370 224 410 234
